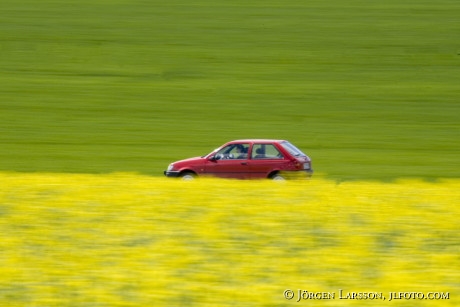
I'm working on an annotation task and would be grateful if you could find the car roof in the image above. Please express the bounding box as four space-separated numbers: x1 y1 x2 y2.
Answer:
229 139 287 143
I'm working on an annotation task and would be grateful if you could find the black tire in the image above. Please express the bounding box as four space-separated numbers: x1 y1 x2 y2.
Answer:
270 173 286 181
180 172 196 180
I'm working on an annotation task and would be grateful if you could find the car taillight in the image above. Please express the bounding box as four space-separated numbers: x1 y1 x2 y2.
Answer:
293 161 301 169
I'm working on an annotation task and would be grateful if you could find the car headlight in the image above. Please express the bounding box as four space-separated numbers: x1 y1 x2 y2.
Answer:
303 162 311 170
167 164 174 172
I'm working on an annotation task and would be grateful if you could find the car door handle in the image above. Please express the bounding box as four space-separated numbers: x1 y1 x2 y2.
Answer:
241 162 248 165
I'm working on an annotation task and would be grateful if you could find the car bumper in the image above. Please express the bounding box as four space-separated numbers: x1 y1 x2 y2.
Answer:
299 169 314 177
164 171 181 177
283 169 313 179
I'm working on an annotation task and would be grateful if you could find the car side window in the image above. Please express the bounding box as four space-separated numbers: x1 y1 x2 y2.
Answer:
215 143 249 159
251 144 284 159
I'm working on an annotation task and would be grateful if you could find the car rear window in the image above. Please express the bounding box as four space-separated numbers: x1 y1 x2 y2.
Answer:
280 141 307 157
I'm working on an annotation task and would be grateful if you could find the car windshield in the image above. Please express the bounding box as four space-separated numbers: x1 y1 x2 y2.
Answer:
204 146 224 158
280 141 307 157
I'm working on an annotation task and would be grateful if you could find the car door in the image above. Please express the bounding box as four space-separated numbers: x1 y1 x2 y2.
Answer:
247 143 287 178
204 143 250 179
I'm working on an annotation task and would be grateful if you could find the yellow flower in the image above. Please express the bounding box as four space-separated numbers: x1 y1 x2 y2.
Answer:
0 173 458 306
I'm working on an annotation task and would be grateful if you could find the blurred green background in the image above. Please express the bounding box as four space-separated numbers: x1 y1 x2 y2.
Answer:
1 0 459 180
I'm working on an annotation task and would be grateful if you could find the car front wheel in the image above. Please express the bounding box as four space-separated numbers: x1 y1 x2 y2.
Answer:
180 172 196 180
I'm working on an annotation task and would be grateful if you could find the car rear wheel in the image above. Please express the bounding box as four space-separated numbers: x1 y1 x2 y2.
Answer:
270 173 286 181
180 172 196 180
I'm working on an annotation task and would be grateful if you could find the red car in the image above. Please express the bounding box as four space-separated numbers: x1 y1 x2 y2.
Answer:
164 139 313 180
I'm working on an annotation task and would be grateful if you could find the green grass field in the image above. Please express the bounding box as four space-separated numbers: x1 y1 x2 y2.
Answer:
1 0 459 180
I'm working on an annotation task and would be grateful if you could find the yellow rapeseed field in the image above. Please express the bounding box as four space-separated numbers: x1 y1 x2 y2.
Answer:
0 172 458 306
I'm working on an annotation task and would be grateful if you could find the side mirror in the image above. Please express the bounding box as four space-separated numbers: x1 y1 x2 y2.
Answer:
209 154 222 161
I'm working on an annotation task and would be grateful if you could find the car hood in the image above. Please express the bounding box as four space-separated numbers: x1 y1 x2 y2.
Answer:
172 156 205 167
